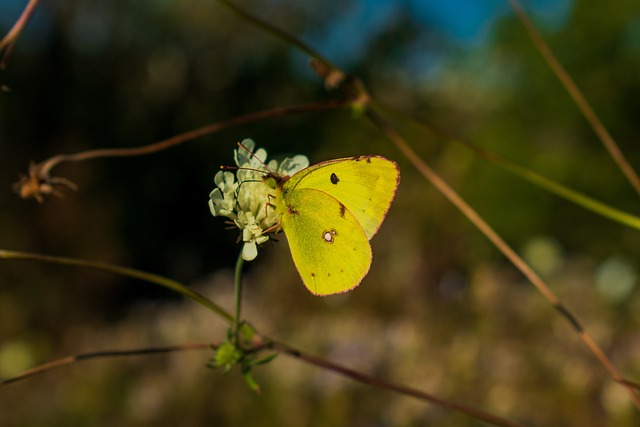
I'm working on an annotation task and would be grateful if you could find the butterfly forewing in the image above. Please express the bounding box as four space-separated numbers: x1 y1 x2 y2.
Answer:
286 156 400 239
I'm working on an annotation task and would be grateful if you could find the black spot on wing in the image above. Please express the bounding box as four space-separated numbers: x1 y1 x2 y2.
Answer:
330 173 340 185
339 202 346 218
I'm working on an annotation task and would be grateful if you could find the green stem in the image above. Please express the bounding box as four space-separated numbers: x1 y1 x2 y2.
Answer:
233 251 245 344
371 100 640 231
499 159 640 229
0 249 234 324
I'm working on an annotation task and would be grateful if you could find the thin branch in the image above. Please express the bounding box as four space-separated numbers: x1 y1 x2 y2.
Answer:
271 340 527 427
618 379 640 392
507 0 640 197
14 100 347 202
1 343 210 385
0 0 41 69
1 338 526 427
215 1 351 92
215 0 338 73
365 110 640 409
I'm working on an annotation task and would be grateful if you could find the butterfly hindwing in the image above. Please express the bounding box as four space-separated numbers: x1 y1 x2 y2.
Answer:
285 156 400 239
280 187 372 296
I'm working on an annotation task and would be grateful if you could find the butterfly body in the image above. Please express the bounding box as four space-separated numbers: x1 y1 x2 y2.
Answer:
264 155 400 296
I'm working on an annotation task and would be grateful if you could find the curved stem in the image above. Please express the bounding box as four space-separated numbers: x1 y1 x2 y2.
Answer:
35 101 347 178
0 249 234 324
15 100 348 202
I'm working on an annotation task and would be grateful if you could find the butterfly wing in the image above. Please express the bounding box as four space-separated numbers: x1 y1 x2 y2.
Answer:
286 156 400 239
280 187 371 296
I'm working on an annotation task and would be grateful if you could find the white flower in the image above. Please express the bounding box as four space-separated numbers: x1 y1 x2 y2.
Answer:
209 139 309 261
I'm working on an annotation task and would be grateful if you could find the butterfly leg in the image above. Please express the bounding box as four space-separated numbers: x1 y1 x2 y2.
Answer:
260 220 282 235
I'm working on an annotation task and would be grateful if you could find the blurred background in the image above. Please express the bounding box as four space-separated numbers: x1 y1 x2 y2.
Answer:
1 0 640 425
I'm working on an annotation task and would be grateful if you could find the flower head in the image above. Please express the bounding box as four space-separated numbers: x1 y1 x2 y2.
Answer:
209 139 309 261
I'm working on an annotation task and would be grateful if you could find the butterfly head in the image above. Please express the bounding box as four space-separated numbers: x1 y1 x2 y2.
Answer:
262 171 290 191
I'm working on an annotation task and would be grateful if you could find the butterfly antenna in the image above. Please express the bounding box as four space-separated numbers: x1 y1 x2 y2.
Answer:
220 142 274 181
237 141 273 172
220 165 265 174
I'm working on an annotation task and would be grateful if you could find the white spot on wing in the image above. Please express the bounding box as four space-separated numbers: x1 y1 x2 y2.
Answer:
322 229 337 243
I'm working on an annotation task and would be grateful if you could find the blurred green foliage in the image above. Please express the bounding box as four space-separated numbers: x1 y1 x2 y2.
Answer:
1 0 639 426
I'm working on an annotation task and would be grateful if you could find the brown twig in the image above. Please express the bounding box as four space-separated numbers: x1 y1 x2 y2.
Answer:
14 100 347 202
216 0 337 73
0 343 210 386
0 336 526 427
507 0 640 197
270 339 527 427
365 110 640 409
0 248 523 426
0 0 41 69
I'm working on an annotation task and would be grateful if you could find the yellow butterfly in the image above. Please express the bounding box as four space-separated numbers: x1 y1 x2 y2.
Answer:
263 155 400 296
